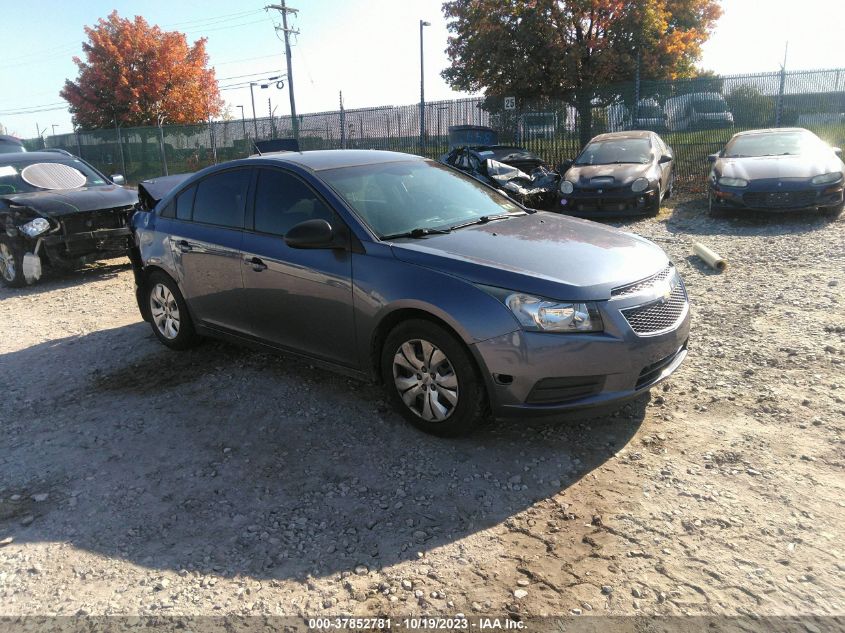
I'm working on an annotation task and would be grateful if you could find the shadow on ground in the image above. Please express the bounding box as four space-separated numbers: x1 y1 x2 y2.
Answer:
0 259 130 298
0 322 647 581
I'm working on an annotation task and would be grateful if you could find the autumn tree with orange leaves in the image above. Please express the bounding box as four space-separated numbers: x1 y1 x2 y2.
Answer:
61 11 222 129
442 0 722 146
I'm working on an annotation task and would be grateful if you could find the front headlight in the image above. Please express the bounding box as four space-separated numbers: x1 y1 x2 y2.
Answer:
811 171 843 185
19 217 51 238
505 293 602 333
718 176 748 188
631 177 649 192
560 180 574 194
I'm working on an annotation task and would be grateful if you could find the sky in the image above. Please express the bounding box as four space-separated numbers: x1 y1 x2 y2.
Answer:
1 0 844 139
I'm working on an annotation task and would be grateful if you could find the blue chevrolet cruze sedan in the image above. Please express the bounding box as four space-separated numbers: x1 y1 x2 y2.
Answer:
129 150 689 436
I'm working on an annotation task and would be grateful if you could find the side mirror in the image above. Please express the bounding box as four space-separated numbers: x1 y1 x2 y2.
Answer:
284 219 340 249
111 174 126 185
658 154 672 164
707 153 719 163
832 147 842 157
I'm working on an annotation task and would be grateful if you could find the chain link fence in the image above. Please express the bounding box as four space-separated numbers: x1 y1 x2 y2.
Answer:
24 68 845 190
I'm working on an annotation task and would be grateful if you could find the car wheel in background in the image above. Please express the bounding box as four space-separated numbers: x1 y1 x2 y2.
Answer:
822 201 844 219
0 237 26 288
381 319 488 437
145 271 199 350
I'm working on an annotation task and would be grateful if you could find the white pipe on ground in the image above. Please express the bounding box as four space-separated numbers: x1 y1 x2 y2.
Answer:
692 241 727 272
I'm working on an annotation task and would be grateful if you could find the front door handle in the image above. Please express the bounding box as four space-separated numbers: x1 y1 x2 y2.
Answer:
176 239 193 253
244 256 268 272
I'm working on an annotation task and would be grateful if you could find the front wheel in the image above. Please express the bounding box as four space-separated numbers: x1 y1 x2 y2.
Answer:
145 271 199 350
381 319 488 437
0 236 26 288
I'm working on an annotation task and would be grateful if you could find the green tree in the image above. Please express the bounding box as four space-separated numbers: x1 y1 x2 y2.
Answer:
442 0 722 146
727 84 775 127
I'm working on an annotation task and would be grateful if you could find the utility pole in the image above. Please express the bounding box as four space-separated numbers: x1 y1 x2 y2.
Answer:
237 105 247 138
266 2 300 140
419 19 430 155
249 83 259 139
775 41 788 128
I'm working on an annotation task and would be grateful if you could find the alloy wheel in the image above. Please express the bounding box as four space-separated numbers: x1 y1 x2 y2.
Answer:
392 338 459 422
0 243 16 282
149 282 181 340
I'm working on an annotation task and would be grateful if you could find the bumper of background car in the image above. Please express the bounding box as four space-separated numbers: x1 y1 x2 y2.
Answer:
559 186 659 216
711 181 844 211
472 281 691 417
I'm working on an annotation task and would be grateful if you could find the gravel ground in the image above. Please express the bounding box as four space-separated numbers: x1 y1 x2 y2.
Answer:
0 197 843 623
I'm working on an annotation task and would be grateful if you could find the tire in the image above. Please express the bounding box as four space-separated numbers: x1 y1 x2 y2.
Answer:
145 271 199 350
380 319 488 437
822 200 844 219
0 236 26 288
647 193 661 217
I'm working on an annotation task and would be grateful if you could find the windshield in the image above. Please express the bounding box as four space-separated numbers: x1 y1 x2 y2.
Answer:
693 99 728 114
724 131 825 157
638 106 664 119
0 158 108 194
320 160 523 238
574 138 652 165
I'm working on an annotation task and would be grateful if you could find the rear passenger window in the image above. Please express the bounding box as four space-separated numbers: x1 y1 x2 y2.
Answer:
176 185 196 221
192 170 250 228
253 168 335 236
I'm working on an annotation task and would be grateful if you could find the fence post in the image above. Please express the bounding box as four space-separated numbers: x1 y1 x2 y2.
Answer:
158 122 168 176
114 119 127 179
339 91 346 150
75 131 82 158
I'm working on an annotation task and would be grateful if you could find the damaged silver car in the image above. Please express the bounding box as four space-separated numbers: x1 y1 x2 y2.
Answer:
0 151 136 287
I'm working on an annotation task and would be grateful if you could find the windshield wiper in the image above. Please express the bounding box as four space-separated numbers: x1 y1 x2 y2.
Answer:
381 227 452 240
449 213 522 231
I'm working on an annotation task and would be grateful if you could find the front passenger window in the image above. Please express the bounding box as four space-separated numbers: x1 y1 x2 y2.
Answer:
253 168 335 236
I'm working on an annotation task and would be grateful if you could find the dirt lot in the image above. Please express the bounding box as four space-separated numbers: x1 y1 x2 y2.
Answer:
0 197 843 625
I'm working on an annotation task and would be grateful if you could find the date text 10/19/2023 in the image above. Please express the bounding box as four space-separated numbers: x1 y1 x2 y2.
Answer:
308 617 526 630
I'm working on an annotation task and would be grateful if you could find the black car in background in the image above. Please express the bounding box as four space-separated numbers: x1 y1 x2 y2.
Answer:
707 128 844 217
440 126 560 209
0 152 135 286
559 131 674 217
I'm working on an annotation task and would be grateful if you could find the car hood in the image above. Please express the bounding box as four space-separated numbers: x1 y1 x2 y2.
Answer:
564 163 652 188
389 213 668 301
0 186 137 216
716 153 844 181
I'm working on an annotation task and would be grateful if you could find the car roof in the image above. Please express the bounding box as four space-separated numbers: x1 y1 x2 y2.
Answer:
0 151 79 163
731 127 812 138
590 130 653 142
246 149 426 171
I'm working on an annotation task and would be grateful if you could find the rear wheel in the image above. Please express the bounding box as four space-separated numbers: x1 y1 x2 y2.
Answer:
145 271 199 350
0 236 26 288
381 319 488 437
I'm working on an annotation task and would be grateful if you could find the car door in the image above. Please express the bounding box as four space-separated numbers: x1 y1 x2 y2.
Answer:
240 166 356 367
170 168 251 333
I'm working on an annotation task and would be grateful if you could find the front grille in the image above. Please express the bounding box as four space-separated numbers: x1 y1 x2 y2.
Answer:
612 265 674 298
742 190 817 209
526 375 605 404
621 284 688 335
61 207 132 235
636 343 687 389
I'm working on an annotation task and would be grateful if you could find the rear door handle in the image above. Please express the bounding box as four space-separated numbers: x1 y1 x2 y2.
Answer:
176 239 193 253
244 256 267 272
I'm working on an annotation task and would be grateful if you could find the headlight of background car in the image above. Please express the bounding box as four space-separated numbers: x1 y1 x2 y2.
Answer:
505 293 602 333
811 171 843 185
718 176 748 187
560 180 574 194
19 217 51 238
631 178 649 192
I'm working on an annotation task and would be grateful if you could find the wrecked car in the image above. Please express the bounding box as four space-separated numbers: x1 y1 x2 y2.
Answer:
0 135 26 154
440 125 560 209
0 151 136 287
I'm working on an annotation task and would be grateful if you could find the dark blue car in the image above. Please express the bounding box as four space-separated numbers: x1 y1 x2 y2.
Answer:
707 128 844 217
129 150 689 436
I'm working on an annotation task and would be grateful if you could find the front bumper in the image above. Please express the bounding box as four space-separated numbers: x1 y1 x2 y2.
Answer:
559 187 659 217
472 274 690 417
711 181 844 212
